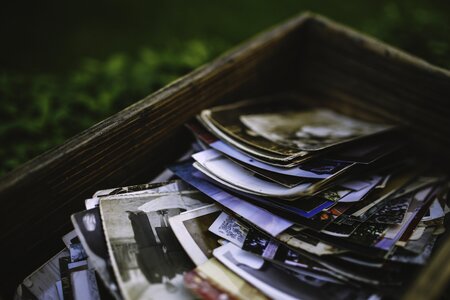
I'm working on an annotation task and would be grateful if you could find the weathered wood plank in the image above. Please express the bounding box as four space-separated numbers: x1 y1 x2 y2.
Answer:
295 15 450 154
0 13 308 298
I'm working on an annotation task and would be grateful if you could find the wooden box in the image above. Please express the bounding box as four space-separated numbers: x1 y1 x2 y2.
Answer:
1 12 449 299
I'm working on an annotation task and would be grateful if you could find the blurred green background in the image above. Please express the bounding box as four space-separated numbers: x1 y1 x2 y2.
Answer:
1 0 449 176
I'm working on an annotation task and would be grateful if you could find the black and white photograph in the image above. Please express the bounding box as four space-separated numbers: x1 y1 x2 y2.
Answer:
69 243 88 263
214 243 369 300
71 269 101 300
169 204 222 265
86 180 192 209
100 190 210 300
208 211 249 248
71 207 122 299
92 181 191 199
16 250 69 300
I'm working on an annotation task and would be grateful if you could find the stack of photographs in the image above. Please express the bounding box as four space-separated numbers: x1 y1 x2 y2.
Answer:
16 229 103 300
172 96 449 299
16 96 450 300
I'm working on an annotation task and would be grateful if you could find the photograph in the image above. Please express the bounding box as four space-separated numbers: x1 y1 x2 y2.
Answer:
85 180 192 209
16 250 69 300
347 167 421 219
71 269 101 300
227 157 308 188
321 175 383 203
210 139 344 179
306 202 355 231
277 230 341 256
320 217 364 238
203 99 309 157
71 207 122 299
389 233 438 266
192 149 313 199
169 204 222 265
399 227 436 256
183 269 233 300
193 151 355 207
214 243 368 300
240 107 392 151
195 258 269 300
369 195 411 224
209 211 249 248
199 108 310 165
87 180 193 209
93 181 178 198
62 230 78 248
194 161 335 218
100 190 211 300
374 185 438 251
169 160 294 237
69 243 88 263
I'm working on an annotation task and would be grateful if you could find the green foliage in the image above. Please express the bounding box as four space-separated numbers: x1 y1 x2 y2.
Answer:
359 2 450 68
0 40 226 175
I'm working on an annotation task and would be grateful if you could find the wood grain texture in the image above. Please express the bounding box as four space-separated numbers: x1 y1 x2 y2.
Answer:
1 12 450 299
295 15 450 153
0 13 308 298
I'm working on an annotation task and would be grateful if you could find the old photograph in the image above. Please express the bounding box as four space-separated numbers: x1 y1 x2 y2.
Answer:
100 191 210 300
210 139 337 179
192 258 269 300
214 243 366 300
203 100 308 157
192 149 313 199
71 208 121 299
240 108 391 151
169 160 294 236
169 204 222 265
209 211 249 248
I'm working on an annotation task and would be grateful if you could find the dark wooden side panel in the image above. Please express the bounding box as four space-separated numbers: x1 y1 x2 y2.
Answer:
0 14 308 297
296 15 450 153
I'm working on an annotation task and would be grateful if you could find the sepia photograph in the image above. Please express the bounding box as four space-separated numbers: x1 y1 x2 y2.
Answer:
203 98 309 157
240 108 392 151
